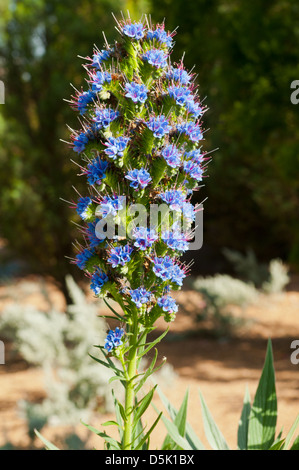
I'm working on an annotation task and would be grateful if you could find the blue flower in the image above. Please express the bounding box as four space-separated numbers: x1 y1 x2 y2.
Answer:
168 85 192 107
91 71 112 92
182 202 196 222
170 264 186 286
90 268 109 295
161 228 189 252
129 287 152 308
123 22 145 40
125 168 152 189
157 295 178 314
125 82 148 103
146 26 173 48
132 226 158 250
77 90 96 115
185 99 203 119
161 144 182 168
86 158 108 185
142 49 168 68
104 327 125 352
159 190 186 210
86 220 105 247
146 115 172 138
183 160 203 181
166 67 191 85
73 132 89 153
75 247 95 270
152 256 174 282
76 197 93 220
92 49 112 69
178 121 203 142
98 196 124 218
152 255 186 285
184 149 204 164
108 244 133 268
93 107 120 128
104 136 130 160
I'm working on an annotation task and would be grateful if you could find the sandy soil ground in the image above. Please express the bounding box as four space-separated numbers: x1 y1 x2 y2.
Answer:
0 274 298 450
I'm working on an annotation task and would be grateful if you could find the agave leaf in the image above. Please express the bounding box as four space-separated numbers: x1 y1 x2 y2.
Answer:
34 430 60 450
162 389 189 450
156 386 205 450
282 414 299 450
290 435 299 450
247 339 277 450
199 388 230 450
237 384 251 450
159 413 193 450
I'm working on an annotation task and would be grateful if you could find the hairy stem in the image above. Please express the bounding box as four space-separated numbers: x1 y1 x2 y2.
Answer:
123 312 139 450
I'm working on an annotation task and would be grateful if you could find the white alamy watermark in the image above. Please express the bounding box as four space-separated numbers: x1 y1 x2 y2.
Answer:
0 340 4 364
0 80 5 104
290 340 299 365
94 198 204 251
290 80 299 104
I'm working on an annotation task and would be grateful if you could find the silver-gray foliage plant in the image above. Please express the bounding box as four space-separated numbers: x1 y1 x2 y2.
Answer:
0 275 117 431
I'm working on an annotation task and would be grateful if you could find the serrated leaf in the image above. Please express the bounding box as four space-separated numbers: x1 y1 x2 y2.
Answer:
237 385 251 450
199 388 230 450
247 339 277 450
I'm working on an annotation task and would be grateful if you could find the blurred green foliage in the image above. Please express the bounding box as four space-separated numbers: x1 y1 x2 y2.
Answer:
0 0 298 288
151 0 299 267
0 0 150 286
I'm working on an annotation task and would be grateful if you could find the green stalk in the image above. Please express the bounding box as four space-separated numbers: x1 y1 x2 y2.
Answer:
123 312 139 450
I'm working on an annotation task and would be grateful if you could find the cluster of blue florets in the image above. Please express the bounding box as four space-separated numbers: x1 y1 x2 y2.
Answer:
104 327 125 352
69 16 208 341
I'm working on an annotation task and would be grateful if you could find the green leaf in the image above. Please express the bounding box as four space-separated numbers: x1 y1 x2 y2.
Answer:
135 348 159 393
151 157 168 186
112 389 124 441
199 388 230 450
103 298 124 321
133 385 157 426
34 429 60 450
138 328 169 358
162 389 189 450
102 420 119 427
237 385 251 450
159 413 193 450
88 352 123 377
282 414 299 450
269 438 285 450
290 435 299 450
247 339 277 450
81 421 121 449
134 412 163 450
131 395 146 450
156 386 205 450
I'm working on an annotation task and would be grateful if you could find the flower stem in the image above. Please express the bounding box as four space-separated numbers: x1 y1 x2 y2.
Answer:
123 312 139 450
